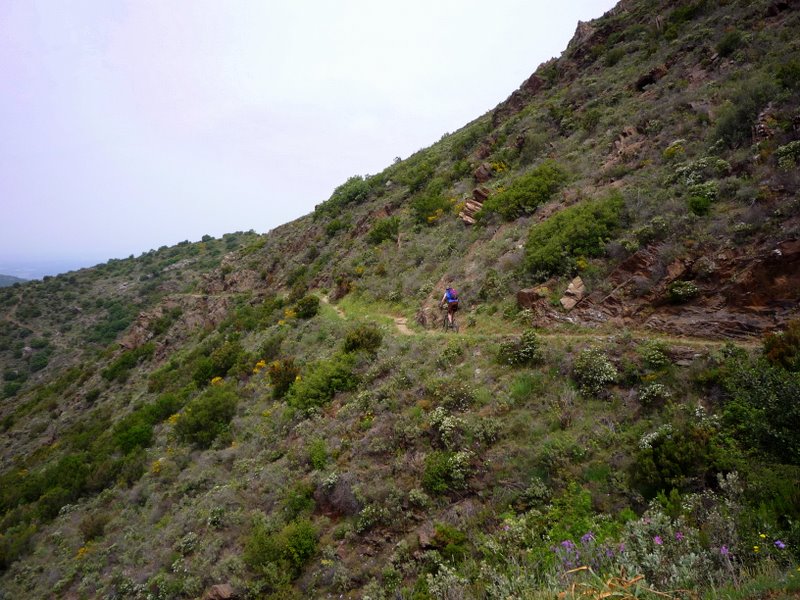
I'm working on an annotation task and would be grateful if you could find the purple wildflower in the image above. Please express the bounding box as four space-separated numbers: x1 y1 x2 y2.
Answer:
775 540 786 550
720 545 730 556
581 532 595 544
654 535 663 545
675 531 684 541
618 543 626 553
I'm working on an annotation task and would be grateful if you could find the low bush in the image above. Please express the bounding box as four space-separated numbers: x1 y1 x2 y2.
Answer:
244 517 318 581
631 418 735 498
667 280 699 303
112 392 183 453
498 329 543 366
343 323 383 353
720 356 800 464
524 194 623 279
293 295 319 319
431 523 469 563
307 438 328 470
716 29 745 57
713 74 777 148
763 320 800 372
572 347 618 398
79 512 110 542
422 450 474 495
174 384 238 449
192 337 247 387
315 175 370 215
411 193 451 225
286 353 358 413
481 161 567 220
268 358 300 399
367 216 400 244
101 342 155 383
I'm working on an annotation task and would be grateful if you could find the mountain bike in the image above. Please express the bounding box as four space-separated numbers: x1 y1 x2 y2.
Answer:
440 305 459 333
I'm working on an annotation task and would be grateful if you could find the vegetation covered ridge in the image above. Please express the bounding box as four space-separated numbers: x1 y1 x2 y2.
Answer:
1 0 800 598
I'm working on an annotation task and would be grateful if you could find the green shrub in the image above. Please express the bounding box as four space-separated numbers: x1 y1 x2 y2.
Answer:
687 194 712 215
0 522 36 570
244 517 318 581
367 216 400 244
398 157 437 193
268 358 300 399
112 392 183 453
316 175 370 215
716 29 745 57
293 295 319 319
524 193 623 279
283 482 315 519
422 450 474 495
174 384 238 449
481 161 567 220
411 193 451 225
86 299 138 345
113 418 153 454
343 323 383 353
632 420 734 498
498 329 543 366
3 381 23 398
308 438 328 470
714 74 777 148
638 382 672 407
286 353 358 413
572 347 618 398
721 357 800 464
427 379 475 411
687 180 718 216
325 218 349 237
776 141 800 171
667 280 700 303
776 60 800 91
763 320 800 372
431 524 469 563
638 340 671 370
192 338 247 386
79 512 110 542
258 333 284 361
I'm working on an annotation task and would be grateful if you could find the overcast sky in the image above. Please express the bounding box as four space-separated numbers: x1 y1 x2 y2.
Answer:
1 0 618 278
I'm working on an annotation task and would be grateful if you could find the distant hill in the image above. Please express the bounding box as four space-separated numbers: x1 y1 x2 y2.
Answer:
0 274 27 287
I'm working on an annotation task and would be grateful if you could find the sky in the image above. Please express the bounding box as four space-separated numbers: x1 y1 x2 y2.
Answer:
0 0 618 279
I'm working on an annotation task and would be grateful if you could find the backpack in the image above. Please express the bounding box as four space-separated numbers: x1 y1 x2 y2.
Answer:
446 288 459 303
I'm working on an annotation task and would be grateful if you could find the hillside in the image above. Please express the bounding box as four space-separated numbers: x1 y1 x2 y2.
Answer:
0 275 27 288
1 0 800 598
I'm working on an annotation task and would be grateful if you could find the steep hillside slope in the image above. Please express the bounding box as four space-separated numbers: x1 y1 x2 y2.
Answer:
1 1 799 598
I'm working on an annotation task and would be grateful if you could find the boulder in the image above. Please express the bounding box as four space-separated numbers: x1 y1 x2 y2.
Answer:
560 296 579 311
559 276 585 311
473 163 493 183
517 286 549 309
566 277 586 298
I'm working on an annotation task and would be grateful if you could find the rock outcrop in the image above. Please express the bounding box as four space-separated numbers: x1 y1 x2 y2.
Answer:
560 277 586 311
458 186 490 225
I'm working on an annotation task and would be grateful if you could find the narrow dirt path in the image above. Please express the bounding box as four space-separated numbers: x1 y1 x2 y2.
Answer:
320 295 347 320
393 317 414 335
319 295 760 351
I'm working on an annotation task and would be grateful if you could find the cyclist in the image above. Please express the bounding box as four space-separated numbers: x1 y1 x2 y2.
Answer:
440 286 459 328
